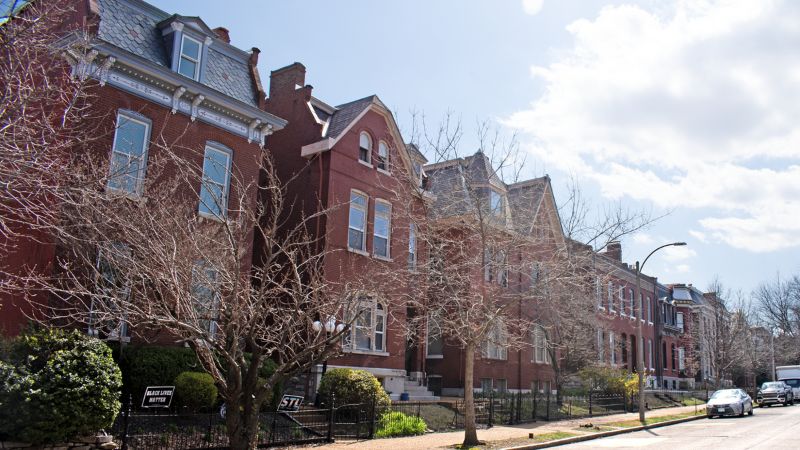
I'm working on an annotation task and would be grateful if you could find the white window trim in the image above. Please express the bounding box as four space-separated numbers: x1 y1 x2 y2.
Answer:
490 189 504 216
179 34 202 80
344 299 387 354
484 321 508 360
608 282 615 313
408 223 417 271
358 131 372 164
533 325 550 364
347 190 368 253
425 314 444 359
198 144 232 220
372 199 391 260
191 260 220 340
377 140 390 173
107 112 150 197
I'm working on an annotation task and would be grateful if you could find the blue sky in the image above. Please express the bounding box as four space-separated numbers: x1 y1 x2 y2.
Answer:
150 0 800 297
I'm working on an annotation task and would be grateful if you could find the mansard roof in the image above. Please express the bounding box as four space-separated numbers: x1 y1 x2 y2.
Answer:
96 0 258 107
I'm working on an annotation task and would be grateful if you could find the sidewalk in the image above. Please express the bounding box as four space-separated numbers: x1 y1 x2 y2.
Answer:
305 405 705 450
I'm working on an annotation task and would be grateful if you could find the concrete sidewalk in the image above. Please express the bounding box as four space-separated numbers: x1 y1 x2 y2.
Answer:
304 404 705 450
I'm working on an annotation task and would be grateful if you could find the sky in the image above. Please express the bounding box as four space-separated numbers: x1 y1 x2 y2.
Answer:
150 0 800 297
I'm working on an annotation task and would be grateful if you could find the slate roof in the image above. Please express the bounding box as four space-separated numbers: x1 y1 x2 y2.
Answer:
95 0 258 107
507 178 548 233
324 95 382 139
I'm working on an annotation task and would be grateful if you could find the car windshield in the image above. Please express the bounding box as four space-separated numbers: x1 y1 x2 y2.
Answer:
761 382 783 389
711 390 739 399
782 379 800 387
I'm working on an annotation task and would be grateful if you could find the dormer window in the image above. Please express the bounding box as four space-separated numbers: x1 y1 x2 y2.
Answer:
377 141 389 171
359 132 372 164
178 35 202 80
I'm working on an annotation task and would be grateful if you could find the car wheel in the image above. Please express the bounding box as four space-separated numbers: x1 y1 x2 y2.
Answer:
707 415 714 419
748 404 754 416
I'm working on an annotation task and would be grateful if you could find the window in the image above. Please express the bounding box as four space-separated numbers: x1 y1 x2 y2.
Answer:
629 289 635 318
346 298 386 352
676 312 684 331
480 378 493 393
108 112 150 195
597 330 606 361
92 243 132 341
610 332 616 364
678 347 685 370
484 248 494 282
408 224 417 270
618 286 625 314
621 333 628 364
359 132 372 163
484 321 507 360
348 191 368 251
647 296 653 323
596 277 603 309
426 314 443 357
412 161 423 187
533 325 549 364
178 34 202 80
608 282 615 312
490 190 503 215
191 260 219 339
671 343 677 370
497 250 508 287
373 201 391 258
648 339 653 370
495 379 508 393
198 144 232 219
377 141 389 171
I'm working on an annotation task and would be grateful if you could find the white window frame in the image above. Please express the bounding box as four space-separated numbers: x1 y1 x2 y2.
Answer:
426 314 443 358
497 249 508 287
198 144 232 220
377 140 390 172
533 324 550 364
610 331 616 364
484 321 507 360
345 298 387 354
490 189 503 216
358 132 372 165
348 190 368 253
372 199 391 259
107 111 150 196
178 34 202 80
618 286 625 314
191 260 220 340
596 277 604 310
408 223 417 270
608 282 615 313
92 243 132 342
676 312 684 332
629 288 636 318
648 339 653 370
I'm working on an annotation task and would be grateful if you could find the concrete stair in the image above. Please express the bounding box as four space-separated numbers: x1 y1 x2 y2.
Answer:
401 377 439 401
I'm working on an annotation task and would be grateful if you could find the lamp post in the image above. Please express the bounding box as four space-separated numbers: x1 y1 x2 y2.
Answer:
635 241 686 423
312 316 346 377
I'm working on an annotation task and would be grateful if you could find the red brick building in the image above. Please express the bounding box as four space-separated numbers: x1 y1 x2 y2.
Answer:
0 0 286 337
263 63 432 399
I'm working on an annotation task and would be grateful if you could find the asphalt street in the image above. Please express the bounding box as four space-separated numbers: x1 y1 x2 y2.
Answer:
560 404 800 449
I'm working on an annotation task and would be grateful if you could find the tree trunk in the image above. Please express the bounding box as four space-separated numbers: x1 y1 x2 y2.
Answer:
226 401 260 450
463 342 480 447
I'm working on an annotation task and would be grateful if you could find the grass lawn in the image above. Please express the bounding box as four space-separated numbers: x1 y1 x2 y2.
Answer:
681 397 706 406
463 432 581 449
604 410 704 428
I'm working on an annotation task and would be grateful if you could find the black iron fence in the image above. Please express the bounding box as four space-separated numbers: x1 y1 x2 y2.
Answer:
111 389 708 448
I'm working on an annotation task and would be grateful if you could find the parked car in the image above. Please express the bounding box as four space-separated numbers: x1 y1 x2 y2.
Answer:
757 381 794 407
707 389 754 418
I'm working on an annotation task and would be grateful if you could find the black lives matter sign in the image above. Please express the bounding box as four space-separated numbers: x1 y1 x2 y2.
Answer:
142 386 175 408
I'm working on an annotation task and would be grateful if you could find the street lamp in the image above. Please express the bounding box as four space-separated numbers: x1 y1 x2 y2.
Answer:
635 241 686 423
312 316 346 377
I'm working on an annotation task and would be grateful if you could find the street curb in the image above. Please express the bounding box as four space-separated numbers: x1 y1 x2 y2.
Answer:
501 414 706 450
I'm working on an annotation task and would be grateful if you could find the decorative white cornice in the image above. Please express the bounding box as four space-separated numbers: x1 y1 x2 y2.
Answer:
191 94 205 121
99 56 116 86
170 22 184 32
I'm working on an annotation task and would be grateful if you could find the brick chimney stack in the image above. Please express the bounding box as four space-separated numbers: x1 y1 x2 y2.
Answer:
605 241 622 262
269 62 307 99
213 27 230 43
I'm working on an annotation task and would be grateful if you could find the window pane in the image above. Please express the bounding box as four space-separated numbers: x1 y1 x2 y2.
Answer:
199 181 224 217
178 57 197 78
115 118 147 157
374 237 387 257
182 37 201 59
203 149 229 184
375 202 390 216
350 192 367 207
348 229 364 250
359 133 371 150
374 215 389 237
349 207 365 230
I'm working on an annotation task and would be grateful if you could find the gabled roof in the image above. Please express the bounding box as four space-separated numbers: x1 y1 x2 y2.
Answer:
324 95 386 139
95 0 259 107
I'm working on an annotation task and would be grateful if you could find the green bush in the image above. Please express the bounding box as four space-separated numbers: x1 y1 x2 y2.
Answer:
578 366 635 395
318 368 390 409
174 371 218 412
116 345 200 403
0 328 122 444
375 411 427 437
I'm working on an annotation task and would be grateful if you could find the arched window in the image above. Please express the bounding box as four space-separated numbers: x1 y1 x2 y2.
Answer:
484 321 507 360
377 141 389 171
359 132 372 163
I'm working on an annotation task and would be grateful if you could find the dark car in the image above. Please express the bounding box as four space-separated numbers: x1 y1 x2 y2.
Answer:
757 381 794 407
707 389 754 418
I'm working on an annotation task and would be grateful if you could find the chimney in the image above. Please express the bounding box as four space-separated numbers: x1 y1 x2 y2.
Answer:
213 27 230 43
269 62 307 99
605 241 622 262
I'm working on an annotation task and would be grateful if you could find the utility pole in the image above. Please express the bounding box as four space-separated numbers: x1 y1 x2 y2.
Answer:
770 331 776 381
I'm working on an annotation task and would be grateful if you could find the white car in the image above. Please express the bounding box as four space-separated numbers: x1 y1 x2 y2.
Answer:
707 389 754 418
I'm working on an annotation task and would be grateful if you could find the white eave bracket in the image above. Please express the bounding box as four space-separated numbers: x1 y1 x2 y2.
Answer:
300 138 335 158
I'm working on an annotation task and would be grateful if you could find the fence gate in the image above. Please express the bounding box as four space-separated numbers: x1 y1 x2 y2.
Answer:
332 403 373 439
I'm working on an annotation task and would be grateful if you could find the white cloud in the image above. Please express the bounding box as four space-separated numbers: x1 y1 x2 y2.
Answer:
688 230 708 243
505 0 800 253
661 245 697 262
675 264 691 274
522 0 544 16
632 233 654 245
